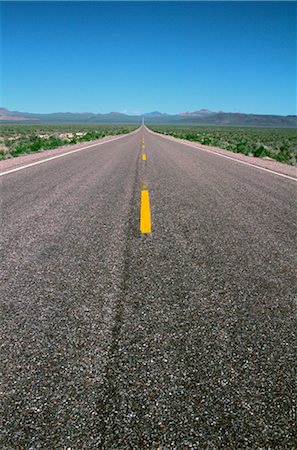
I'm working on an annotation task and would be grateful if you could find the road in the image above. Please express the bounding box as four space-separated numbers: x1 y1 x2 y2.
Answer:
1 126 296 448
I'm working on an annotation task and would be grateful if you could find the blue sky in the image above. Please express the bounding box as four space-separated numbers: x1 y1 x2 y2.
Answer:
1 1 296 115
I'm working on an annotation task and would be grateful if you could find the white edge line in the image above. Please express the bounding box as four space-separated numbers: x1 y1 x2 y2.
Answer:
0 127 141 177
145 126 297 182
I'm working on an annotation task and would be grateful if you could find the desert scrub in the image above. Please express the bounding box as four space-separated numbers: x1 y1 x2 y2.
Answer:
0 124 137 159
149 125 297 165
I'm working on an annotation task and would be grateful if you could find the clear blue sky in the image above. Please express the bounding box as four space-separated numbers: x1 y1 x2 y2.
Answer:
1 1 296 115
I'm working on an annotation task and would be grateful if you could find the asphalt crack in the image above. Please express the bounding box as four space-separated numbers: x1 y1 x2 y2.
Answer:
96 144 143 447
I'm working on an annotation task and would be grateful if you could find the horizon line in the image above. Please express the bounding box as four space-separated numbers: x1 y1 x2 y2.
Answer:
1 106 296 117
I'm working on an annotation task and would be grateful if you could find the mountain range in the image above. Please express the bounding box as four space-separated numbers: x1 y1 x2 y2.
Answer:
0 107 296 127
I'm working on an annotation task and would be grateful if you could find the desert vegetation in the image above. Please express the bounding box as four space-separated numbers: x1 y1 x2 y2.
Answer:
149 125 297 165
0 123 138 160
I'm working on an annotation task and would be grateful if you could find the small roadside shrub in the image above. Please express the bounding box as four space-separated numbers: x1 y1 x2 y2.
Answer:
202 137 212 145
46 137 64 149
236 141 250 156
0 150 6 160
11 144 28 156
275 149 291 163
186 133 198 141
252 146 271 158
226 144 236 152
30 140 44 152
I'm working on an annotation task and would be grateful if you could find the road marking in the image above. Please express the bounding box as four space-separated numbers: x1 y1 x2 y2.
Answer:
145 127 297 182
141 179 148 190
0 130 140 177
142 143 145 149
140 189 152 233
142 153 147 161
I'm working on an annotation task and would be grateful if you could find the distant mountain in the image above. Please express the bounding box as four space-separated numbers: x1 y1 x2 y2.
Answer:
0 107 33 121
179 109 214 116
0 107 296 127
175 112 297 128
143 111 167 117
0 109 141 124
107 112 128 117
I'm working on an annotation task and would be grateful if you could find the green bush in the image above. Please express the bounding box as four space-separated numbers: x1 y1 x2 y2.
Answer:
202 137 212 145
236 141 250 155
252 146 271 158
12 144 28 156
46 138 64 149
0 150 6 160
275 149 291 163
30 140 44 152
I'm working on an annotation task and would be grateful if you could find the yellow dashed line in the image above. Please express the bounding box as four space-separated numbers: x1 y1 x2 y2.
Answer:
142 153 147 161
140 189 152 233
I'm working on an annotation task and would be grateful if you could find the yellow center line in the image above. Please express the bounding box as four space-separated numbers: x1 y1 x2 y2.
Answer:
142 143 145 149
142 153 147 161
140 189 152 233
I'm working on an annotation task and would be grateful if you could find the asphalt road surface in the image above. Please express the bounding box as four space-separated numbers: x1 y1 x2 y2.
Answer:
1 126 296 448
